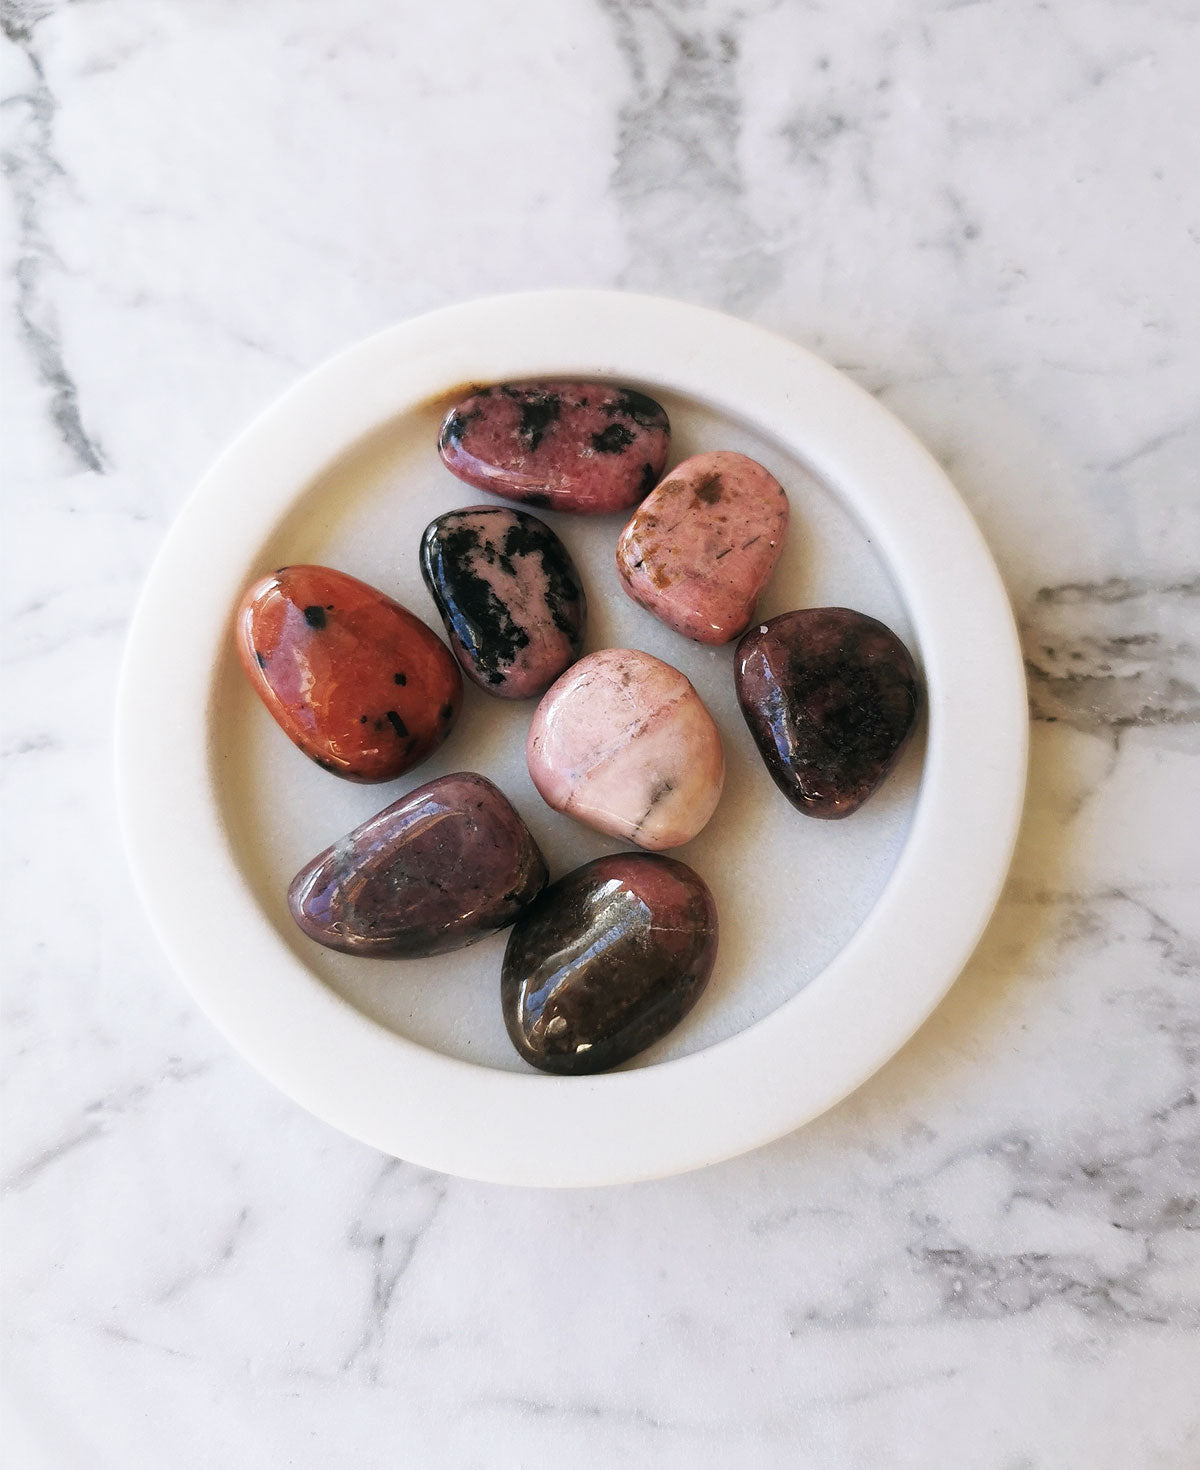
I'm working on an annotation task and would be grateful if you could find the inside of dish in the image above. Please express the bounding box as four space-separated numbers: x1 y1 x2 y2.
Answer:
211 388 926 1072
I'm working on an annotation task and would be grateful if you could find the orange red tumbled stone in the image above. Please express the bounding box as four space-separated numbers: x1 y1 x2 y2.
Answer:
236 565 462 782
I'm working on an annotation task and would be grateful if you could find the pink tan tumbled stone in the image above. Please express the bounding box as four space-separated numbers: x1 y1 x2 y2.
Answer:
526 648 725 851
615 450 789 644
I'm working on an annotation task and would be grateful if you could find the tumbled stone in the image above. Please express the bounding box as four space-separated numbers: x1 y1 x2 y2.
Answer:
420 506 586 699
735 608 921 818
288 773 548 957
438 381 670 514
502 853 718 1074
526 648 724 850
616 450 789 644
237 565 462 782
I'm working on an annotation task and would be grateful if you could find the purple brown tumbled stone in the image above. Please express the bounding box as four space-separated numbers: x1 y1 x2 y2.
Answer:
438 381 670 514
288 772 548 957
501 853 718 1075
419 506 586 699
735 608 921 819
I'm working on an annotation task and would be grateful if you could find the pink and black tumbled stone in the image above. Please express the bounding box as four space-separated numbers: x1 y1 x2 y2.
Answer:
420 506 586 699
501 853 718 1075
288 772 548 957
735 607 922 819
438 381 670 515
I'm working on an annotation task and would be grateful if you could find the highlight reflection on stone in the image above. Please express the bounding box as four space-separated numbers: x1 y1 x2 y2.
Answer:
526 648 725 850
288 772 548 957
501 853 718 1074
735 607 921 818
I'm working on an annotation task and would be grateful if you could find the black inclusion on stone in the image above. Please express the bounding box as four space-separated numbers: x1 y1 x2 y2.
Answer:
639 462 658 495
516 391 562 451
787 642 915 790
385 711 408 739
591 423 636 454
255 650 267 668
420 517 530 684
303 605 326 629
440 406 481 451
500 512 586 644
601 387 669 431
394 672 406 685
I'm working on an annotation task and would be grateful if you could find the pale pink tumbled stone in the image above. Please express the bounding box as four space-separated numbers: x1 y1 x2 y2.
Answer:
526 648 725 851
615 450 789 644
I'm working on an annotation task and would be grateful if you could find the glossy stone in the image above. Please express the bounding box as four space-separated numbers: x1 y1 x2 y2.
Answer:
527 648 725 850
438 381 670 514
501 853 718 1074
735 608 921 818
236 565 462 782
420 506 586 699
615 450 789 644
288 773 548 957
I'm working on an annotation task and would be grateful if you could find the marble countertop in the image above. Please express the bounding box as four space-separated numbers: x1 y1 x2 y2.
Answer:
3 1 1198 1465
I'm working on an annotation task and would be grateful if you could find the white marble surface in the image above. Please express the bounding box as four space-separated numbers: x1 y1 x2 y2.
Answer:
3 0 1198 1464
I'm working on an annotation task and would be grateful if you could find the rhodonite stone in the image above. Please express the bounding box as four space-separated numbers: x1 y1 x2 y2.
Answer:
616 450 789 644
735 607 921 818
419 506 586 699
288 773 548 957
501 853 718 1074
236 565 462 782
526 648 724 850
438 381 670 514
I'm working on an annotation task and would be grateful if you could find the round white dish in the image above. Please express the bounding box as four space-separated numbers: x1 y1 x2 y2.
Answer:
115 290 1028 1187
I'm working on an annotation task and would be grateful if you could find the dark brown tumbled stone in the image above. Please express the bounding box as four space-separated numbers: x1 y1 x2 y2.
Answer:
501 853 718 1075
735 607 921 818
288 773 548 957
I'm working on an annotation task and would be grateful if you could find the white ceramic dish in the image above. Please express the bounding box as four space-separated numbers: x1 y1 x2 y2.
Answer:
115 290 1027 1187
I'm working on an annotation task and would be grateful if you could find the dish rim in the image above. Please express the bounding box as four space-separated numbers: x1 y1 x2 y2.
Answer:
115 288 1028 1187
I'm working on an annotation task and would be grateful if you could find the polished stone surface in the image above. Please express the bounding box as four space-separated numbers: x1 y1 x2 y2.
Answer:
526 648 725 850
736 608 921 818
616 450 789 643
501 853 718 1074
420 506 586 699
236 565 462 782
288 773 547 958
438 381 669 514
